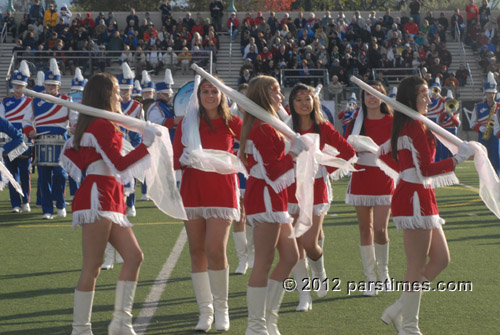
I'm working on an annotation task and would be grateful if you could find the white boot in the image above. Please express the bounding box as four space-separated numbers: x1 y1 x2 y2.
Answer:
246 286 268 335
307 255 328 298
71 290 94 335
116 252 124 264
191 272 214 332
233 232 249 275
375 242 392 291
381 296 402 332
399 291 423 335
208 268 230 331
246 225 255 269
292 259 312 311
266 279 285 335
102 243 114 270
360 245 378 296
318 237 324 250
108 281 137 335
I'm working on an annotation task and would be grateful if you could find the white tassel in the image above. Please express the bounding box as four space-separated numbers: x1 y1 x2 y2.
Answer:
49 58 60 76
36 71 45 86
74 67 84 82
164 68 174 85
19 60 31 77
141 70 152 85
122 62 135 79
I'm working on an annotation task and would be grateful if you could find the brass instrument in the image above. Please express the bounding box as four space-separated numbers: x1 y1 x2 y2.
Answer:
445 98 459 114
482 102 497 141
432 86 441 95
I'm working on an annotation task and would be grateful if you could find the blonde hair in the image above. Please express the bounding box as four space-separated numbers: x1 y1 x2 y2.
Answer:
240 75 282 164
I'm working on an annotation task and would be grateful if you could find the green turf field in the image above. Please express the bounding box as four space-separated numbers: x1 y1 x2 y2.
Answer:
0 160 499 335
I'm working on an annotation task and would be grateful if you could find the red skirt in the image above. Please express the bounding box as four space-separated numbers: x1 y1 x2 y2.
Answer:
346 164 394 206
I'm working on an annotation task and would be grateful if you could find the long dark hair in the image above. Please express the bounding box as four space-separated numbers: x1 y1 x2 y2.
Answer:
289 83 325 134
358 80 392 135
390 75 428 161
197 77 233 134
73 73 118 150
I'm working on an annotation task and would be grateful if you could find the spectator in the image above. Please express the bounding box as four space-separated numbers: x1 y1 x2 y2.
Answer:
438 12 449 32
183 12 195 32
108 30 123 57
44 3 58 30
126 8 139 28
134 46 147 74
106 12 118 30
404 17 419 37
238 68 253 85
227 12 240 41
444 71 460 95
29 0 44 24
3 11 17 42
147 44 163 75
455 64 469 86
54 18 67 36
429 57 446 79
268 11 279 34
95 19 107 44
22 30 38 50
144 23 159 47
209 0 224 32
382 9 394 31
81 12 95 32
123 31 138 50
192 45 206 66
160 0 172 26
328 75 343 103
192 17 204 37
479 0 491 28
294 12 307 30
243 12 255 27
451 8 465 40
12 39 24 57
466 0 479 32
409 0 422 27
18 16 30 38
178 46 192 74
162 47 178 71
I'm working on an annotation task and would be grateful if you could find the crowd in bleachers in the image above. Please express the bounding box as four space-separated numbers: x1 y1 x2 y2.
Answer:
8 0 221 80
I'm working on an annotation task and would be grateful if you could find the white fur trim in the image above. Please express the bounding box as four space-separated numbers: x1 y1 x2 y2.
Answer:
345 193 392 206
397 136 459 189
185 207 240 220
246 212 293 226
394 191 444 230
59 151 82 182
7 142 29 161
61 133 150 186
330 155 358 180
314 203 330 216
246 140 295 193
288 203 300 215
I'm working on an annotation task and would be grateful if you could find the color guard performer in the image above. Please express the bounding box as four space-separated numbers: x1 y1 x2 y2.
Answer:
23 58 73 219
380 76 473 334
0 61 33 212
344 81 394 296
471 72 500 176
287 83 355 311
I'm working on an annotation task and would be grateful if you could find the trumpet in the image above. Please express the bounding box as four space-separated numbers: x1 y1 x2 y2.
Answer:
432 86 441 95
445 98 459 114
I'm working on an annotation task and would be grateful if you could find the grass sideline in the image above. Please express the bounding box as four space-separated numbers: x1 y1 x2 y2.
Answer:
0 161 499 335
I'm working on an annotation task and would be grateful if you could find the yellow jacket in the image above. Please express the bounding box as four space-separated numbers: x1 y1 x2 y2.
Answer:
44 10 58 28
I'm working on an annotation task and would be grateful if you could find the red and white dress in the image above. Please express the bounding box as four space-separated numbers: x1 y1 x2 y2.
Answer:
345 114 395 206
288 121 356 216
173 116 242 220
244 120 295 226
379 120 458 229
60 118 150 228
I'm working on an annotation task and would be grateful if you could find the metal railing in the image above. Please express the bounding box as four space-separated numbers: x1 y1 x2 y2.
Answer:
371 67 421 84
279 68 329 88
6 49 214 94
0 23 7 44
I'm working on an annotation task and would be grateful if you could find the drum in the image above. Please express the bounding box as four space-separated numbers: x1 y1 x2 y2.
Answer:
35 135 66 166
173 81 195 117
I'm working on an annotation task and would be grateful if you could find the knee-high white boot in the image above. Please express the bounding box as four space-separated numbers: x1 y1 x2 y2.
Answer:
116 251 124 264
246 286 268 335
102 243 114 270
266 279 286 335
191 272 214 332
71 290 94 335
307 254 328 298
360 245 378 296
381 296 402 332
108 281 137 335
246 225 255 269
233 232 248 275
208 268 230 331
375 242 392 291
292 258 312 311
399 291 423 335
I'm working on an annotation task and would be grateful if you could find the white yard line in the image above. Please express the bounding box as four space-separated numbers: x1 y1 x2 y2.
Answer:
133 227 187 335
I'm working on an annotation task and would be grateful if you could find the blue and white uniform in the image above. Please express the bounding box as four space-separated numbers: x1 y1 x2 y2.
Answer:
471 100 500 175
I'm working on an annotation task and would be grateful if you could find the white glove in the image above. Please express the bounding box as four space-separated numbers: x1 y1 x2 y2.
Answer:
290 135 309 156
179 148 194 167
479 125 486 133
142 122 158 147
454 142 474 164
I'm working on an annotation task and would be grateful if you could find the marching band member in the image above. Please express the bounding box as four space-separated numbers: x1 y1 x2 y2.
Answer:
344 81 394 297
139 71 156 201
240 76 307 335
118 62 144 218
338 93 358 136
173 77 242 332
288 83 355 311
31 71 45 209
231 83 252 275
147 69 182 141
380 75 473 334
0 61 33 213
131 80 142 99
389 86 397 98
61 73 158 335
67 68 87 200
471 72 500 176
427 77 447 161
23 58 73 219
437 90 461 160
